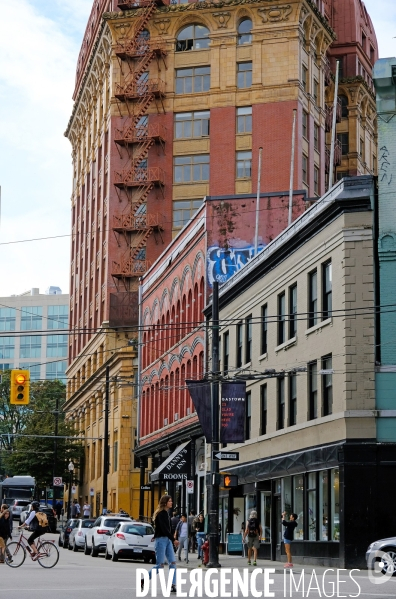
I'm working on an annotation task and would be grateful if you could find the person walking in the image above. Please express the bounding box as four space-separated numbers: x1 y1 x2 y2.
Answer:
282 511 298 568
0 510 12 564
195 513 205 559
1 504 13 538
141 495 179 594
82 502 91 518
71 499 80 518
175 513 189 563
243 510 262 566
188 510 197 552
170 511 180 535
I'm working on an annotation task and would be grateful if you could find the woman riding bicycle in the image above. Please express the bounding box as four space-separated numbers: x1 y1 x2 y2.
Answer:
19 501 47 560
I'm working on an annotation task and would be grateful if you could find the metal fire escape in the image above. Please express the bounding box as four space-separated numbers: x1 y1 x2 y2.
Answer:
112 0 167 289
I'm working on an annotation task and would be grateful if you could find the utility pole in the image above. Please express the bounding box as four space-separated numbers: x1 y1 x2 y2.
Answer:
52 393 59 510
102 365 110 514
207 281 221 568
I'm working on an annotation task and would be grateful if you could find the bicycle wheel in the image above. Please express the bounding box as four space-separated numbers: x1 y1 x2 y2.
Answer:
37 541 59 568
5 542 26 568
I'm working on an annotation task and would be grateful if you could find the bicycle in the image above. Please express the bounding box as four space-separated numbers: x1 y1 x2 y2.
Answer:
5 529 59 568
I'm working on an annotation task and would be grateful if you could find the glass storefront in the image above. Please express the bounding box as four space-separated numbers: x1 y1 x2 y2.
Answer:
260 492 271 543
307 472 316 541
293 475 304 540
319 470 329 540
331 468 340 541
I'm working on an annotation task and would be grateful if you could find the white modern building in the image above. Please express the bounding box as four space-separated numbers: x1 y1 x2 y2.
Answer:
0 287 69 381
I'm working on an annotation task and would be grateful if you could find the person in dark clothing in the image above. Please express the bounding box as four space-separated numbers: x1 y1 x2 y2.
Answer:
195 513 205 559
170 511 180 535
1 504 13 538
142 495 179 594
0 510 11 564
282 512 298 568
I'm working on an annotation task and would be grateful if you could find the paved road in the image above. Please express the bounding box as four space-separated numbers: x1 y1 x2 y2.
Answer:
2 532 396 598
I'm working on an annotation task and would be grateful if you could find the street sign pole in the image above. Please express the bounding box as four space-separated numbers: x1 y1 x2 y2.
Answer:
207 281 221 568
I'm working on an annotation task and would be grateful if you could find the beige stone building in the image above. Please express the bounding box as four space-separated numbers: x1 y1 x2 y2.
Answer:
207 175 377 567
65 328 139 517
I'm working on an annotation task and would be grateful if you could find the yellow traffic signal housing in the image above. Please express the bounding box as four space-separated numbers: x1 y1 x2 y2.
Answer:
10 369 30 405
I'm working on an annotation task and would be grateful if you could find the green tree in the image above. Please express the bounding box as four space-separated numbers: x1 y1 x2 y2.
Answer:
2 377 83 488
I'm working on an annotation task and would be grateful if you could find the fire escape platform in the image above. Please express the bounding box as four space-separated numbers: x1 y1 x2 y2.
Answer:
115 79 166 103
118 0 168 9
114 123 166 147
114 166 165 188
113 213 164 233
115 38 167 61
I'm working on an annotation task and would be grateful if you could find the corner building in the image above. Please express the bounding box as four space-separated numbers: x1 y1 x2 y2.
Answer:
64 0 378 516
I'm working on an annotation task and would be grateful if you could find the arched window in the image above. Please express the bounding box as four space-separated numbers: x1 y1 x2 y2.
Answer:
176 24 210 52
339 94 348 118
238 19 252 45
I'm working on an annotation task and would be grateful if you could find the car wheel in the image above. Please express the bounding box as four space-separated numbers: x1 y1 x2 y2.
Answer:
111 549 118 562
105 548 111 560
91 542 99 557
144 557 150 563
380 548 396 575
84 540 90 555
73 541 79 552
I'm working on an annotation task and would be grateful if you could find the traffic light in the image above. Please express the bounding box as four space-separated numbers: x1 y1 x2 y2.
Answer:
223 474 238 488
10 369 30 405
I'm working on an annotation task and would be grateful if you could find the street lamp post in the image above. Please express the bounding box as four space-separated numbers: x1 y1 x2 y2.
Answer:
67 461 74 520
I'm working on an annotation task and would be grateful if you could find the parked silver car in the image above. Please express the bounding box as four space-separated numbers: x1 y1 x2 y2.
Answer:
68 519 96 552
366 536 396 575
105 521 155 563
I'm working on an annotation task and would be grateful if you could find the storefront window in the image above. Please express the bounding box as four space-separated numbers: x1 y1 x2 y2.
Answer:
260 492 271 543
331 468 340 541
319 470 329 540
245 493 256 526
282 477 292 515
293 475 304 539
307 472 317 540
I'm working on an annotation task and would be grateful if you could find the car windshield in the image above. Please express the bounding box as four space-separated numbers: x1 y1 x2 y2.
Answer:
103 519 128 528
123 524 154 535
14 500 30 506
81 520 95 528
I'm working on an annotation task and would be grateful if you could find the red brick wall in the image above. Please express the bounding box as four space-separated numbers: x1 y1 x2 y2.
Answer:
210 106 236 195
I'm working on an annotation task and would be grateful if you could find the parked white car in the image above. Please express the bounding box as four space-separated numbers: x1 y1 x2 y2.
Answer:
10 499 31 521
105 521 155 563
84 514 132 556
68 519 96 552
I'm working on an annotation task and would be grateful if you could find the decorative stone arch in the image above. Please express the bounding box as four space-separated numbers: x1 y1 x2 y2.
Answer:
170 276 180 303
169 354 180 369
180 265 192 294
191 252 205 285
191 336 205 353
159 287 170 314
158 362 169 378
179 345 191 359
148 370 159 384
142 306 151 327
171 14 212 40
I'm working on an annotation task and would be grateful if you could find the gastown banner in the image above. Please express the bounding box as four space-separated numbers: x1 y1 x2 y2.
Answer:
220 381 246 444
186 380 212 443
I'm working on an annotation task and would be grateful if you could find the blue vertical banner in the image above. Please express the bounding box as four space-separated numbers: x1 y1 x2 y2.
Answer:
220 382 246 443
186 380 212 443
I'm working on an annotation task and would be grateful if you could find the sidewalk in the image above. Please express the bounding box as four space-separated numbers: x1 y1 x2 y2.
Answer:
175 552 366 576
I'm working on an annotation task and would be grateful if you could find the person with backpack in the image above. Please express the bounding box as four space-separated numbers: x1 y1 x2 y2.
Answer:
243 510 262 566
282 511 298 568
19 501 49 559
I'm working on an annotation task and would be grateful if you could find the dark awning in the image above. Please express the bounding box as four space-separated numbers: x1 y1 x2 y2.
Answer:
150 441 191 482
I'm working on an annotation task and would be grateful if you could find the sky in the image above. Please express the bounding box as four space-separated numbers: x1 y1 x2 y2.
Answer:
0 0 395 298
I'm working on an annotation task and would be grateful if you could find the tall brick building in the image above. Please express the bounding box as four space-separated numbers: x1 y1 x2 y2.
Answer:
64 0 378 516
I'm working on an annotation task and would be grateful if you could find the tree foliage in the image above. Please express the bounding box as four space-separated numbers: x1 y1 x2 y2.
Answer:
0 372 83 488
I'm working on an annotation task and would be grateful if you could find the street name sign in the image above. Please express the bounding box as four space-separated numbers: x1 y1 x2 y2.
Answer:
212 451 239 461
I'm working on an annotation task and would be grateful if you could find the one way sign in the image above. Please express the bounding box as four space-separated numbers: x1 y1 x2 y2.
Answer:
212 451 239 461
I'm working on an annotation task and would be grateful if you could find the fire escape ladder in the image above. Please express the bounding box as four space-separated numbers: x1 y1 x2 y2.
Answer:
112 0 166 288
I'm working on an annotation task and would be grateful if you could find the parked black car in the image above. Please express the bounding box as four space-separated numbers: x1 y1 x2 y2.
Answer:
20 503 58 534
59 519 80 548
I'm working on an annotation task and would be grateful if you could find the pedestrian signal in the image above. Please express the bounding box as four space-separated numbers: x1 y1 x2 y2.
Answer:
223 474 238 488
10 369 30 405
